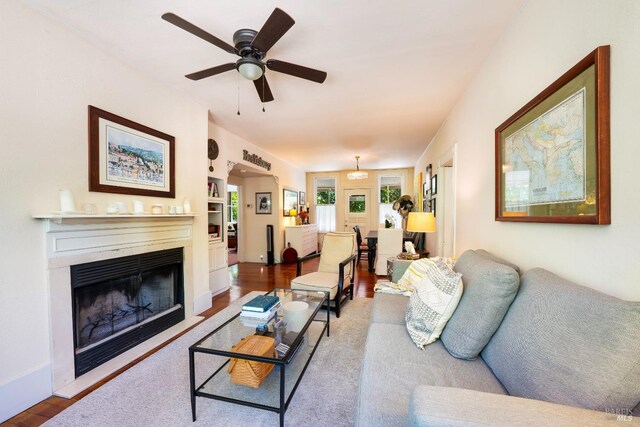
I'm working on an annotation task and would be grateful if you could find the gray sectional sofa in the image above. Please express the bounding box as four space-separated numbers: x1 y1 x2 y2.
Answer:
356 249 640 426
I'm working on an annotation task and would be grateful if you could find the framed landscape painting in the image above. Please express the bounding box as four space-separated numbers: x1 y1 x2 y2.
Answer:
89 106 175 198
495 46 610 224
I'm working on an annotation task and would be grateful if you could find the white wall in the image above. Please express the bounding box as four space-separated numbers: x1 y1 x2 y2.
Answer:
0 1 210 420
241 176 280 262
208 123 306 262
415 0 640 300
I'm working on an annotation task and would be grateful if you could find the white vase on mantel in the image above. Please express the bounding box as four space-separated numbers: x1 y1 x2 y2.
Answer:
59 189 76 213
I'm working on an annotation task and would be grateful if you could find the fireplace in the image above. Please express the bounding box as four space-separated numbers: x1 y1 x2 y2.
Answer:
71 248 185 377
34 214 201 396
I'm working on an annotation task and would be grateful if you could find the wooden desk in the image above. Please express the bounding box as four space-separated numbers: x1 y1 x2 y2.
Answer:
365 230 414 273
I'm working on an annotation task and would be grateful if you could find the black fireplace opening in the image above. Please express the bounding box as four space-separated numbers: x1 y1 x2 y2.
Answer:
71 248 185 377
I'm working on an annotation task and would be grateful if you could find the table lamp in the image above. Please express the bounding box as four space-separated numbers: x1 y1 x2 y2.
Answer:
406 212 436 252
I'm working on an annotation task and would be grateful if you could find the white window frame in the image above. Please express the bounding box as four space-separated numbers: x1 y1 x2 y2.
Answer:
378 174 404 228
314 177 337 233
378 174 404 203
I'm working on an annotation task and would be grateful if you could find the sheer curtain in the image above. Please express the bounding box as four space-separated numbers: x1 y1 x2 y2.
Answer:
378 203 401 228
316 205 336 233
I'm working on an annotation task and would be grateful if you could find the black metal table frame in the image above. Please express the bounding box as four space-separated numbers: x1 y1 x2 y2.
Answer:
188 289 330 427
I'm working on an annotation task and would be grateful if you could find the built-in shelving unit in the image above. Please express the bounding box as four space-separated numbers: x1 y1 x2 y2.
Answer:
207 175 228 296
207 177 225 243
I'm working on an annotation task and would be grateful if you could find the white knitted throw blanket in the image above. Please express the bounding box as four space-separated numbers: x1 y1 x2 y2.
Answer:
373 257 455 297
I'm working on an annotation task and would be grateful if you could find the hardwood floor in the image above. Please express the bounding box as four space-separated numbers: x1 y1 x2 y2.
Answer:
2 258 379 426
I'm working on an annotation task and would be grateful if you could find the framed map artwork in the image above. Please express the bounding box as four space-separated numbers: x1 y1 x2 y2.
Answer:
495 46 610 224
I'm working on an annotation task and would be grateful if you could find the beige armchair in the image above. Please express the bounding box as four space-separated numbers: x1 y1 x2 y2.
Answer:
291 232 357 318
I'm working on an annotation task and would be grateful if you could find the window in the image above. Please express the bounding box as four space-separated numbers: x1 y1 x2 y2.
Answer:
316 179 336 205
380 176 402 203
227 184 238 224
379 175 402 228
349 194 366 213
315 177 336 233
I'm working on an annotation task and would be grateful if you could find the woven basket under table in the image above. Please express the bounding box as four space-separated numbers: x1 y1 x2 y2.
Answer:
227 335 277 388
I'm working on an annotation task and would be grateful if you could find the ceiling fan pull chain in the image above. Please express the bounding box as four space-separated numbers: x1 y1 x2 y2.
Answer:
237 72 241 115
262 77 266 112
162 9 327 105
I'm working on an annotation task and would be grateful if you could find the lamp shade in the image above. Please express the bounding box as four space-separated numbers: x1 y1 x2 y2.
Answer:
406 212 436 233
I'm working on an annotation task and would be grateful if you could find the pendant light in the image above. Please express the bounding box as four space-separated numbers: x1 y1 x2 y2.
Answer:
347 156 368 180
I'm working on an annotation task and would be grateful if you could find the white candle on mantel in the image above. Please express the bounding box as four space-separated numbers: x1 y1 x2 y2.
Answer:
59 190 76 213
306 202 310 209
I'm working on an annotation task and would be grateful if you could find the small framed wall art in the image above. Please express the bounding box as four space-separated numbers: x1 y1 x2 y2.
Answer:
283 189 298 216
495 45 610 224
256 192 272 214
298 191 306 206
88 106 175 198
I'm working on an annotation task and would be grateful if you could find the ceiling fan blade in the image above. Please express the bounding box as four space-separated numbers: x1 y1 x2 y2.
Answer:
253 75 275 102
266 59 327 83
162 13 237 55
251 8 295 54
185 63 236 80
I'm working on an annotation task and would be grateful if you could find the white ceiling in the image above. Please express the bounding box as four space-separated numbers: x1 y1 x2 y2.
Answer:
24 0 524 172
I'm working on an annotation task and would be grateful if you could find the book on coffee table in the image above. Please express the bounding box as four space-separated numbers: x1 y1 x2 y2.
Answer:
242 295 280 312
240 301 281 319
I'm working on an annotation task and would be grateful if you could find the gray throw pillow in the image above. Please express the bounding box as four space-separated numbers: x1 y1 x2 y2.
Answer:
475 249 520 275
482 268 640 413
440 250 519 360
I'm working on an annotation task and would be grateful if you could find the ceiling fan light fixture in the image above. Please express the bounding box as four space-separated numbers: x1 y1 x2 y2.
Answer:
347 156 368 180
237 57 264 80
163 9 327 103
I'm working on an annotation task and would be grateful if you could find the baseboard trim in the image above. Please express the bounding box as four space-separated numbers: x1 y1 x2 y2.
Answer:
193 290 212 315
211 286 230 298
0 364 52 422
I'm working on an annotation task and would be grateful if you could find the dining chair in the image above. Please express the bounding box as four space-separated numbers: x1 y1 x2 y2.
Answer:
374 228 403 275
353 225 371 266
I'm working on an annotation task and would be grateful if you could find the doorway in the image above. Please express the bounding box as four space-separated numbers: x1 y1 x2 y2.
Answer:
437 145 456 258
227 184 239 266
344 188 371 237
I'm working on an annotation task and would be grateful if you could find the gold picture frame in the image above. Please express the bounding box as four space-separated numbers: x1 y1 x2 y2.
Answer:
495 46 610 224
413 172 423 212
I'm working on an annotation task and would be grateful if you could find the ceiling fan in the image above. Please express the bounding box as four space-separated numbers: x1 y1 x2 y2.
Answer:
162 8 327 103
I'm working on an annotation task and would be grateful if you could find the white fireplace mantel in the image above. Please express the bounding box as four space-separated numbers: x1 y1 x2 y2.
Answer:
33 213 202 397
33 213 196 221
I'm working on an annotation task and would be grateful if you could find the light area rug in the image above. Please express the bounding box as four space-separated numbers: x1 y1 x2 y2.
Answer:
44 292 372 427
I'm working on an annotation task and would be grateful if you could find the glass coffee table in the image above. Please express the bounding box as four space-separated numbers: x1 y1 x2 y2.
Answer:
189 288 329 426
